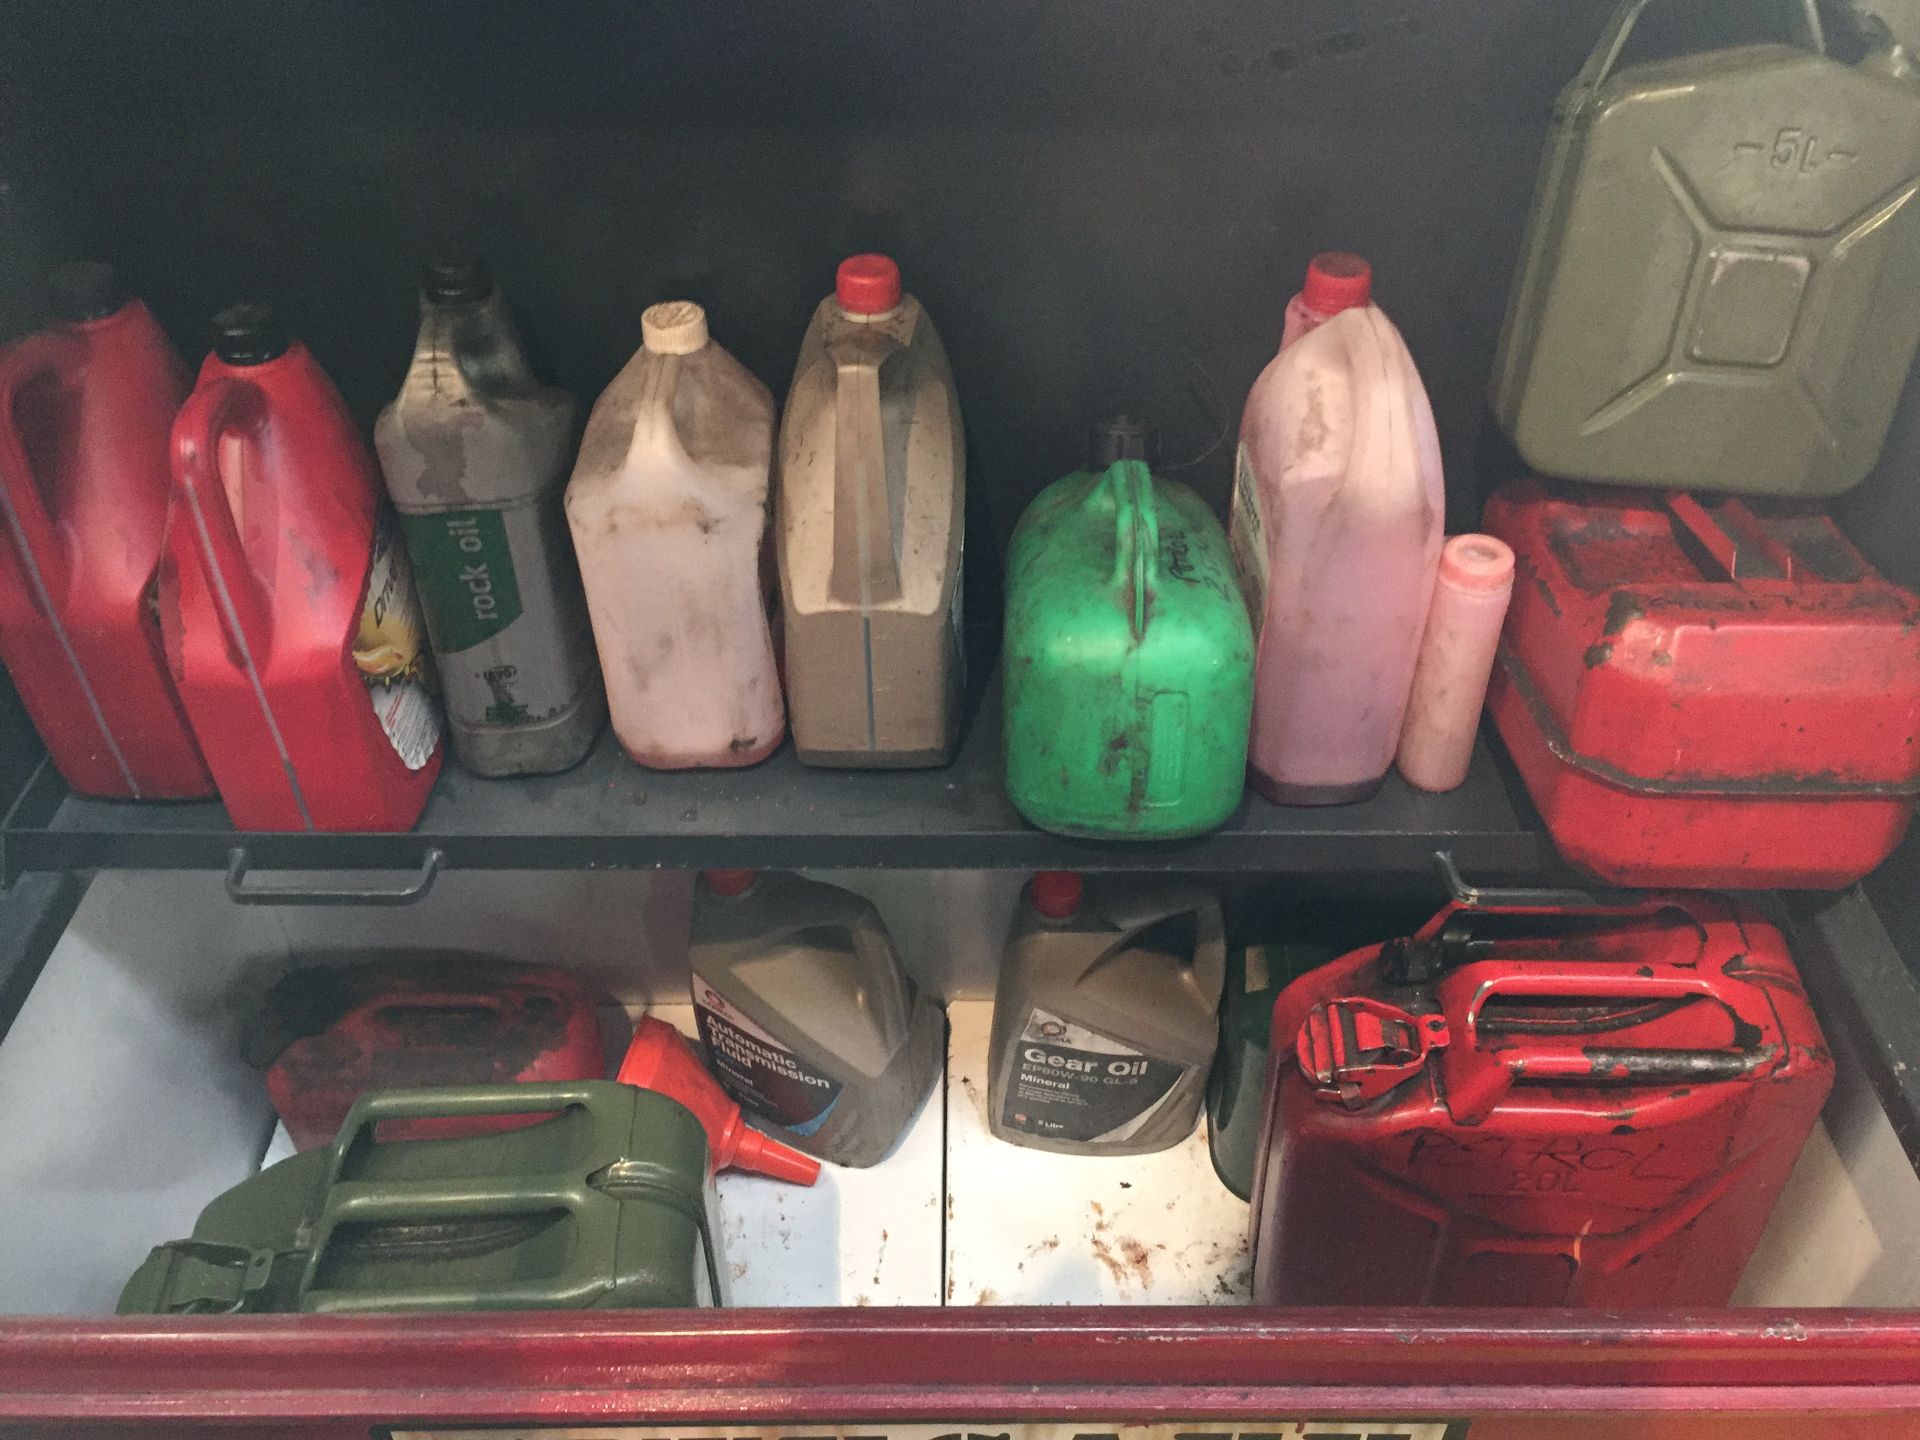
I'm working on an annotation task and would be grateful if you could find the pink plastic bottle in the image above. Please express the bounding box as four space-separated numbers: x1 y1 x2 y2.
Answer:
565 301 784 769
1396 534 1515 793
1229 253 1444 805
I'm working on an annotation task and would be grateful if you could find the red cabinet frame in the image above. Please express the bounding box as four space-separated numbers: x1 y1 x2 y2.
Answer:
2 1309 1918 1437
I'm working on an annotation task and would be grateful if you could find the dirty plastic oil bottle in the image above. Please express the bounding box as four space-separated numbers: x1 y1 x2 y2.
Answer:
0 262 212 799
1230 253 1444 805
989 872 1225 1157
690 869 944 1168
375 258 603 777
1003 418 1253 839
163 303 443 831
568 301 783 768
777 254 965 768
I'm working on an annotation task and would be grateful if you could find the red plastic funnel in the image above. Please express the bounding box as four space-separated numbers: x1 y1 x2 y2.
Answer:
616 1016 821 1186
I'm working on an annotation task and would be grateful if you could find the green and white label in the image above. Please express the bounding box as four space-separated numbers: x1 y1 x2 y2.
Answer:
397 497 590 733
401 508 525 653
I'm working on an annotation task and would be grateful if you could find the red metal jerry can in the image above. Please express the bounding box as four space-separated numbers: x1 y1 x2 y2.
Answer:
1484 478 1920 888
1249 880 1833 1307
249 957 617 1150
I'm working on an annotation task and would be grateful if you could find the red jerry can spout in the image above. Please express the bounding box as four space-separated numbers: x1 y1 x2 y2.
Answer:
616 1016 821 1186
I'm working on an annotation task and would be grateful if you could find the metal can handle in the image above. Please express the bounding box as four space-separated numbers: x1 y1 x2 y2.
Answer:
225 845 444 906
1578 0 1825 95
1439 961 1775 1122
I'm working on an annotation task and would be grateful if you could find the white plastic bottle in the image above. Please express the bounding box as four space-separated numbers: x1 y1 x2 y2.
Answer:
1397 533 1514 793
565 302 784 769
1229 253 1445 804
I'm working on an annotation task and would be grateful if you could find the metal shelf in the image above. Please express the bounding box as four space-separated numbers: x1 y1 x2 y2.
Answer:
0 679 1548 881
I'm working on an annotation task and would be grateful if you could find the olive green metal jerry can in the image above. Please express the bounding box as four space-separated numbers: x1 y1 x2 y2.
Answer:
118 1082 723 1315
1492 0 1920 497
1003 421 1254 839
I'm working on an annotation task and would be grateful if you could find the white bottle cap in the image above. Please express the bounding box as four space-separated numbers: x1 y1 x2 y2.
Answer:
642 301 709 355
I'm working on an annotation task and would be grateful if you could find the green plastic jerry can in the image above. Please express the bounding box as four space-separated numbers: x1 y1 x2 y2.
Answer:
1492 0 1920 497
1004 420 1254 839
118 1082 722 1315
1205 938 1331 1200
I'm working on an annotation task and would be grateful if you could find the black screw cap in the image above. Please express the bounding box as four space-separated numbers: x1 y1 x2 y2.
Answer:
420 258 493 304
46 262 128 323
1088 415 1160 468
210 302 289 366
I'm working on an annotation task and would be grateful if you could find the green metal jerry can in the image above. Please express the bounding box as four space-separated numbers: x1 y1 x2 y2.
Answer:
1492 0 1920 497
1004 420 1253 839
118 1082 723 1315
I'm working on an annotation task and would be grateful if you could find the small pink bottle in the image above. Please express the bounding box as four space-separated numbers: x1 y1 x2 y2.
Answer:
1230 253 1445 805
1396 534 1515 793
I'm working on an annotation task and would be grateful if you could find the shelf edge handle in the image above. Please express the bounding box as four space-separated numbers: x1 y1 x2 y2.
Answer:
224 846 445 907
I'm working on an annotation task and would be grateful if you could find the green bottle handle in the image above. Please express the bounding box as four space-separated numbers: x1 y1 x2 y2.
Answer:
1578 0 1825 94
1102 459 1159 638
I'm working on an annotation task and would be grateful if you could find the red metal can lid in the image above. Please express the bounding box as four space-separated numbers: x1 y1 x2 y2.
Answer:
836 253 902 315
1030 871 1084 920
1301 251 1372 316
704 869 758 897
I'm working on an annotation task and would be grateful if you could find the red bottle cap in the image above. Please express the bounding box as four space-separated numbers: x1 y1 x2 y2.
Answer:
836 254 903 315
1301 252 1373 317
704 869 758 897
1030 871 1084 920
617 1017 821 1186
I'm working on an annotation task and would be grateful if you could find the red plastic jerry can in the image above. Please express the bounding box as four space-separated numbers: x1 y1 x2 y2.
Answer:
162 303 443 831
0 264 212 799
1249 882 1833 1308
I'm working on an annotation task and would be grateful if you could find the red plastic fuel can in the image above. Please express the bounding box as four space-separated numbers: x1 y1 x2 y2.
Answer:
250 957 615 1150
161 303 442 831
1484 479 1920 888
1249 887 1833 1307
0 264 212 799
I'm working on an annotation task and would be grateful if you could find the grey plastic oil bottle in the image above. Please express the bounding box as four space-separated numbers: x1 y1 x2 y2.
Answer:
375 258 605 776
689 869 944 1168
989 872 1225 1156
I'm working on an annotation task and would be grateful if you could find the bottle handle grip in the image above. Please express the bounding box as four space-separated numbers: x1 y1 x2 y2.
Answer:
171 377 275 659
1578 0 1824 94
0 332 86 618
1104 459 1160 638
828 337 905 606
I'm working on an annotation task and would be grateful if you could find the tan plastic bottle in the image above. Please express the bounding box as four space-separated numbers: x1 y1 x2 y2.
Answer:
689 869 945 1169
566 302 784 769
776 254 965 768
988 872 1226 1157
